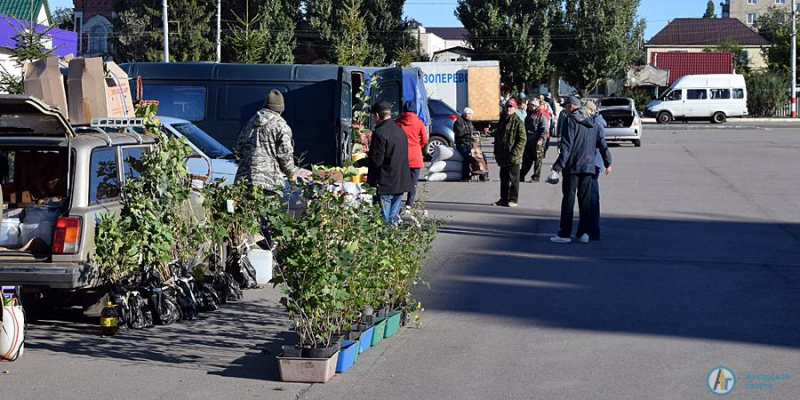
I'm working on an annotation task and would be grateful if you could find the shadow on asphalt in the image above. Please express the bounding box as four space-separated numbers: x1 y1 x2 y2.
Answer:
422 201 800 349
24 294 295 381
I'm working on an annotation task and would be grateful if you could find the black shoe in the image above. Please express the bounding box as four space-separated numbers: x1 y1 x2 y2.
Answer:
480 177 492 182
589 234 602 241
532 178 540 183
492 200 508 207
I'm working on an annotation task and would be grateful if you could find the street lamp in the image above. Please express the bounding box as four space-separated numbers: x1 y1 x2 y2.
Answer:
791 0 797 117
163 0 169 62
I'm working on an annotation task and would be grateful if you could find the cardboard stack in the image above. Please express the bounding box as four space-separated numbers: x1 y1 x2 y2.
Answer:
23 56 136 125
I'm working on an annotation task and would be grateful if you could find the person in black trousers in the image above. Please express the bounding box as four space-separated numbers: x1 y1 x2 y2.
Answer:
550 97 611 243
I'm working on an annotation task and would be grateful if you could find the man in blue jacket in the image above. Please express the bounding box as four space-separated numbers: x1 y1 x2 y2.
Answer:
550 97 612 244
585 101 612 240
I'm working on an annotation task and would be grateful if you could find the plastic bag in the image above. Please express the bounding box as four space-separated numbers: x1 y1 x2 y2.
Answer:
226 252 257 290
212 272 242 303
147 288 181 326
127 291 153 329
175 277 199 320
195 281 220 312
546 170 560 185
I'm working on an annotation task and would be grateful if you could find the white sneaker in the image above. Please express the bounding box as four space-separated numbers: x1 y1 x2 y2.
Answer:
550 236 571 244
578 234 589 244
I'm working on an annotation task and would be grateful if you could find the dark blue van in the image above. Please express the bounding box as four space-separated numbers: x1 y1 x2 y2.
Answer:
121 63 429 167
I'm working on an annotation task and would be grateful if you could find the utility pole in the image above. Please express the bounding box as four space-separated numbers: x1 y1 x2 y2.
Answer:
216 0 222 63
163 0 170 62
792 0 797 117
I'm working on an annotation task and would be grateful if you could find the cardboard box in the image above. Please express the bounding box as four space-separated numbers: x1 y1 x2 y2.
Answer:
67 58 135 125
23 56 69 119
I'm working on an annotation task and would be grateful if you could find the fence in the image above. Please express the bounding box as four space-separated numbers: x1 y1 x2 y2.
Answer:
773 101 799 118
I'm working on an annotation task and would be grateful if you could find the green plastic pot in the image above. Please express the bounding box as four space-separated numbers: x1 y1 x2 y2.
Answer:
371 318 387 346
384 311 401 338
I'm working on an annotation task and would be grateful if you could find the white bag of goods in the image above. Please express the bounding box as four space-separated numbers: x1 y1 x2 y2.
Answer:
1 300 25 361
431 145 463 162
21 222 54 245
0 218 21 247
428 160 463 174
247 249 274 285
426 172 464 182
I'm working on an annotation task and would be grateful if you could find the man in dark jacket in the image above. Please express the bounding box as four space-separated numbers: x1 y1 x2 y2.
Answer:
493 98 527 207
585 101 612 240
356 101 413 224
550 97 611 243
521 100 551 182
454 107 477 181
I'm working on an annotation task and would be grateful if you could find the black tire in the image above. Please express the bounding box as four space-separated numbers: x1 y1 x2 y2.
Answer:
711 112 727 124
633 139 641 147
425 135 450 158
657 112 672 124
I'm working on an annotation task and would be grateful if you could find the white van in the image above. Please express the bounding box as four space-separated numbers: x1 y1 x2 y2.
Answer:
644 74 747 124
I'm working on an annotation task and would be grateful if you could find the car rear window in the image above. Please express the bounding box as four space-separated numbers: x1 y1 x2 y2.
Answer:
122 147 147 180
429 100 457 116
0 148 68 205
89 147 120 204
599 98 630 107
733 89 745 99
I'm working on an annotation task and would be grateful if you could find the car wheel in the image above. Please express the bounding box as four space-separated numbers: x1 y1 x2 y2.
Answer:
633 139 641 147
711 112 727 124
656 112 672 124
425 135 450 158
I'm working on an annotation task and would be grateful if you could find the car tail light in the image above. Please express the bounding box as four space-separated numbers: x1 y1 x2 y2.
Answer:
52 217 82 254
448 114 458 121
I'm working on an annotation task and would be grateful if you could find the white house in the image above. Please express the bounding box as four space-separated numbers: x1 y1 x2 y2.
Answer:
409 26 472 62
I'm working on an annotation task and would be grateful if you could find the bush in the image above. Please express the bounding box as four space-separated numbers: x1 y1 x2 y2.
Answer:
616 87 655 114
745 72 788 117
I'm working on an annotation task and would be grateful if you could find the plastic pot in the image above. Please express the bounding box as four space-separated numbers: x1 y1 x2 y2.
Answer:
303 344 338 359
335 341 359 373
371 318 387 346
281 345 302 358
358 326 374 354
384 311 402 338
278 351 339 383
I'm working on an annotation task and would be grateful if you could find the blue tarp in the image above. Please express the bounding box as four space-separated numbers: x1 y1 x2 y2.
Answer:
402 67 430 126
0 15 77 57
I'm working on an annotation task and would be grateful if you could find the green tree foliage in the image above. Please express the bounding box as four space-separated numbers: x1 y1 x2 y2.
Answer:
52 7 75 30
745 72 788 117
112 0 215 63
703 0 716 18
756 6 799 78
301 0 406 65
552 0 645 95
704 40 750 74
0 18 57 94
456 0 556 92
227 1 267 64
224 0 298 64
259 0 298 63
333 0 374 66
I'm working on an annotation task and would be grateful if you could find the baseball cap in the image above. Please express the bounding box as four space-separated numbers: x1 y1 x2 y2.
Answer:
506 98 518 108
463 107 474 114
564 96 581 107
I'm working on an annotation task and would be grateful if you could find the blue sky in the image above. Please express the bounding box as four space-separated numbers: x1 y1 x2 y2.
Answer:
404 0 708 39
49 0 707 40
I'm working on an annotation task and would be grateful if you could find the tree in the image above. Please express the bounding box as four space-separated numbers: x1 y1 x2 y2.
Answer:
112 0 215 63
704 40 750 74
332 0 374 66
227 2 267 64
0 18 57 94
52 7 75 31
551 0 645 95
756 6 799 78
258 0 298 64
745 71 787 117
703 0 716 18
456 0 556 93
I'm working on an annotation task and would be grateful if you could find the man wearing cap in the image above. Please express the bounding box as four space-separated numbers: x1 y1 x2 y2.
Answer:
355 101 413 224
521 99 551 183
454 107 477 181
235 89 301 189
493 98 526 207
550 97 611 244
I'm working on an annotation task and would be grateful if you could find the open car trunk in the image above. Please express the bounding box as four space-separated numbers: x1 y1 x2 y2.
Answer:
0 148 69 257
0 96 74 258
599 109 635 128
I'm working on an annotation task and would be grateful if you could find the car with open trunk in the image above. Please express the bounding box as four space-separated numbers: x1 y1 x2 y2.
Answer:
597 97 642 147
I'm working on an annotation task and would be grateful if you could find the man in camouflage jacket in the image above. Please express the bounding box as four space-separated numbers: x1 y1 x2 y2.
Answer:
235 90 297 189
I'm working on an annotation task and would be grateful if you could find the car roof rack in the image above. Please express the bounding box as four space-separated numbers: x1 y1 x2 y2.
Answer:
73 118 147 145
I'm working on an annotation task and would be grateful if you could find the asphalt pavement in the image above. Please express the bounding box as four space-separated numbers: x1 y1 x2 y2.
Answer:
3 127 800 399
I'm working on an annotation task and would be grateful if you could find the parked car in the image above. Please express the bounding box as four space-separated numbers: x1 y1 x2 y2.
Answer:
158 116 237 184
597 97 642 147
425 98 458 157
0 96 205 313
644 74 747 124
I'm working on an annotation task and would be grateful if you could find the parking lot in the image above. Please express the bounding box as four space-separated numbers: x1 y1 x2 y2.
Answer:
3 127 800 399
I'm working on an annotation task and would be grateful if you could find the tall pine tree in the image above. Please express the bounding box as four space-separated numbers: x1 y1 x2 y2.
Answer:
333 0 373 66
703 0 716 18
456 0 556 92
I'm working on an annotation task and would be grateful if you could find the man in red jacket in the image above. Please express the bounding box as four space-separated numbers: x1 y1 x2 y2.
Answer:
395 101 428 209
